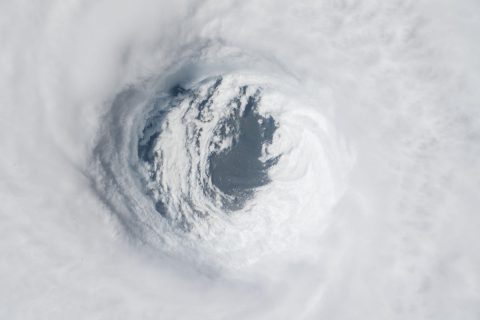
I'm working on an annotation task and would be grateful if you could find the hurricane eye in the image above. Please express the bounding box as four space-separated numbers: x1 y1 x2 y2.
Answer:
92 70 349 269
135 77 281 235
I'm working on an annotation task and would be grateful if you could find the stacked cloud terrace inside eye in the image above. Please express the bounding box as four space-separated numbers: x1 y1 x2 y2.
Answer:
137 77 280 231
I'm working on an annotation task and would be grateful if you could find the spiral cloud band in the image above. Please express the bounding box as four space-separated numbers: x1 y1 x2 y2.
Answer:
93 66 351 271
1 0 480 319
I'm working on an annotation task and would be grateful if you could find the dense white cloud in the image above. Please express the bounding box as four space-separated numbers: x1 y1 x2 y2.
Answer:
1 0 479 319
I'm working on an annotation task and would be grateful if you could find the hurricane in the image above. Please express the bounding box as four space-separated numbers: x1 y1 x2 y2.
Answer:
1 0 480 319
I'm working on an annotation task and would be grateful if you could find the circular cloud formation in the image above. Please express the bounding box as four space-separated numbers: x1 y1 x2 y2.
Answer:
2 1 480 319
92 65 352 271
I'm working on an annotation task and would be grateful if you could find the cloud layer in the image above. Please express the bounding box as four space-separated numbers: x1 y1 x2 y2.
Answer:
1 0 479 319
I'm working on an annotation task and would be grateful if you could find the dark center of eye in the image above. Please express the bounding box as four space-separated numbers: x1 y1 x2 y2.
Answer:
209 88 279 210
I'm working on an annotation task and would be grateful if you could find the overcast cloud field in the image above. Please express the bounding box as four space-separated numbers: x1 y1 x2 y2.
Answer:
1 0 480 319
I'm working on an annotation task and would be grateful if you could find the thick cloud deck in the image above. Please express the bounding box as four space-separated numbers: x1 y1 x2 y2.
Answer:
1 0 480 319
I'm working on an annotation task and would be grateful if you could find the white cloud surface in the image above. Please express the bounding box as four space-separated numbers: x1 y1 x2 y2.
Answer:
1 0 480 319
